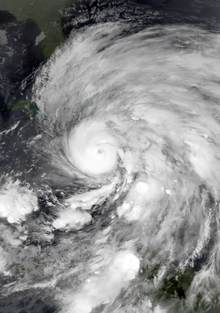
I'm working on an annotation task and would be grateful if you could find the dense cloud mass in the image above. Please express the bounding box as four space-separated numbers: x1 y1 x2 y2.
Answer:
31 22 220 312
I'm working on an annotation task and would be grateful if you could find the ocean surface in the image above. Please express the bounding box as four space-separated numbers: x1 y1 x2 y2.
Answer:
0 1 220 312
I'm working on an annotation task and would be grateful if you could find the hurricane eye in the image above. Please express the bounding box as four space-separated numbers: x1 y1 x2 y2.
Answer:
66 120 120 176
96 147 104 155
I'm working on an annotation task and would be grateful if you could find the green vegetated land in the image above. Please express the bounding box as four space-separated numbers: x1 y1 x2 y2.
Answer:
0 0 74 59
10 100 39 116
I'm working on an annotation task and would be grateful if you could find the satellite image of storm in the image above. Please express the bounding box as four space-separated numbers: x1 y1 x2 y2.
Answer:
0 0 220 312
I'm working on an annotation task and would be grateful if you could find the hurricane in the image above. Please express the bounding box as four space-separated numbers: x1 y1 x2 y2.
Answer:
1 2 220 313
